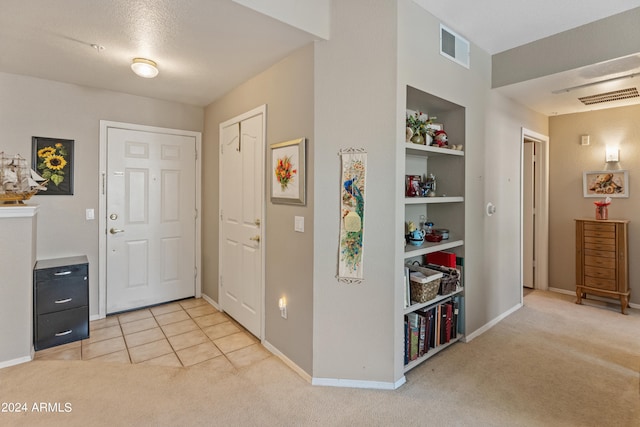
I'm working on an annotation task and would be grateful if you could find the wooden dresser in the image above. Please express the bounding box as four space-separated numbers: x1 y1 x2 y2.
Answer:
575 219 630 314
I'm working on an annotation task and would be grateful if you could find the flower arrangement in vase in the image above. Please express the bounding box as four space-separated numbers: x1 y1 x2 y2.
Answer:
406 111 436 145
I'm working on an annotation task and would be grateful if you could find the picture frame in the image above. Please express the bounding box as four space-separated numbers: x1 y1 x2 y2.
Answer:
583 170 628 198
270 137 305 205
32 136 74 196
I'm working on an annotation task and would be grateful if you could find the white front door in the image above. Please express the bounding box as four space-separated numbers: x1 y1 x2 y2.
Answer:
219 107 264 338
106 127 197 313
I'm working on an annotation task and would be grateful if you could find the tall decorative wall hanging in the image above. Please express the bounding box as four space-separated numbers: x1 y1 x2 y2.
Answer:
337 147 367 284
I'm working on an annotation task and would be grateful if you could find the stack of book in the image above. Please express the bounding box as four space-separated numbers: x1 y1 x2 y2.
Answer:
403 297 461 364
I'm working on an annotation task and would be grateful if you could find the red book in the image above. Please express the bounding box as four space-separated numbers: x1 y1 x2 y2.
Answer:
445 302 453 343
426 251 456 268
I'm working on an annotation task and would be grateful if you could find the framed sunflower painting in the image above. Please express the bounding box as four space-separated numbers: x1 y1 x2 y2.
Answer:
32 136 74 196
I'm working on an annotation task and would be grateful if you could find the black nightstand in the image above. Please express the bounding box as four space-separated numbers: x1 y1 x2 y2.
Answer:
33 256 89 351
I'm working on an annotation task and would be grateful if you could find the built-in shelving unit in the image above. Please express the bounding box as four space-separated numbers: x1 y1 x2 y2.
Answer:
402 86 466 372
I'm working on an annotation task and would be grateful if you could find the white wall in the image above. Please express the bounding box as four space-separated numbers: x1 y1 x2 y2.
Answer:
313 0 398 384
0 72 203 317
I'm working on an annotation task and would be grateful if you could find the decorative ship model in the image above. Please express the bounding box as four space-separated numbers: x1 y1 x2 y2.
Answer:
0 152 48 204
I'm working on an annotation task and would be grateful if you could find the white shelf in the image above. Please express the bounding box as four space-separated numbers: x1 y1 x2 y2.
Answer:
405 196 463 204
405 143 464 157
403 335 463 373
403 286 464 315
404 238 463 259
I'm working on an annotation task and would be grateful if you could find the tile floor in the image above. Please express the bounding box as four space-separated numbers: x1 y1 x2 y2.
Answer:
34 298 271 369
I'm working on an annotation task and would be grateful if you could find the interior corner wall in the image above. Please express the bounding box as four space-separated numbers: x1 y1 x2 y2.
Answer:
0 72 204 318
549 104 640 306
202 44 315 375
313 0 398 383
397 0 548 350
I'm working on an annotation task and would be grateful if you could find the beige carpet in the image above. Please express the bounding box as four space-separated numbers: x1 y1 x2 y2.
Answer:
1 291 638 426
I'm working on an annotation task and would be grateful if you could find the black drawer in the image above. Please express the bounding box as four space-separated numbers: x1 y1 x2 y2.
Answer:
36 275 88 314
35 306 89 351
35 263 87 282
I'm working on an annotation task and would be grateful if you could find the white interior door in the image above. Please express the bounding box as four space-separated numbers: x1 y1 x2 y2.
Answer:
523 141 535 289
219 109 264 338
106 127 197 313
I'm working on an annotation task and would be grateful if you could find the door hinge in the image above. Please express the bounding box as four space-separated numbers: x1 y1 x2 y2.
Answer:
194 266 198 278
195 208 198 219
220 209 223 221
221 144 223 154
195 149 198 160
101 172 106 195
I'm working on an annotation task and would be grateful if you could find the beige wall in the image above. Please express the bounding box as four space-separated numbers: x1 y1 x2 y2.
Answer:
0 72 204 317
202 44 315 374
549 104 640 305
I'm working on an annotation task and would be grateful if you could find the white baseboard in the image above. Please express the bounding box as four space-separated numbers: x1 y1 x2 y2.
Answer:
262 340 312 383
201 293 220 310
311 376 406 390
465 302 523 342
0 354 32 370
549 286 639 310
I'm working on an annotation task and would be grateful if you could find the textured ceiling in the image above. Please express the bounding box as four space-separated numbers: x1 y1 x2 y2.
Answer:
1 0 640 114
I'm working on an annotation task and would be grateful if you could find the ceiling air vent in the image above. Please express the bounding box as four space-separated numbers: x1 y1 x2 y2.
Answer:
440 24 469 69
578 87 639 105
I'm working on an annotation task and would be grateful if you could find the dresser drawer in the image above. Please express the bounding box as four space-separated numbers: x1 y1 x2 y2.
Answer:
584 265 616 280
35 263 87 282
584 276 617 291
584 240 615 252
584 222 615 233
584 248 615 259
36 276 88 315
35 306 89 350
584 256 615 269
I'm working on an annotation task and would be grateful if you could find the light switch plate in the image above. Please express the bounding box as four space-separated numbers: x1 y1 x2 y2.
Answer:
294 216 304 232
86 208 95 220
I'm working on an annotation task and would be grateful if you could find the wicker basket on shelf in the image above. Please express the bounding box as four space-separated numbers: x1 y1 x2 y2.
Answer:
426 263 460 295
407 264 443 303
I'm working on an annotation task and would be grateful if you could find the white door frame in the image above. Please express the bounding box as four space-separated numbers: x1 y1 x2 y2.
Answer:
520 127 549 301
218 105 266 340
98 120 202 319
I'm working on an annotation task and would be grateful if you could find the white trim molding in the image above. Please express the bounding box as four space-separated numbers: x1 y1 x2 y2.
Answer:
311 376 406 390
465 303 523 342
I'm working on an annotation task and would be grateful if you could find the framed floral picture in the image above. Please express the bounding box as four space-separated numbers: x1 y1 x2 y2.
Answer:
583 170 628 198
270 138 305 205
32 136 74 196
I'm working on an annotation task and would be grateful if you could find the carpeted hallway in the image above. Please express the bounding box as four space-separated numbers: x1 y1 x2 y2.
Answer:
1 290 638 426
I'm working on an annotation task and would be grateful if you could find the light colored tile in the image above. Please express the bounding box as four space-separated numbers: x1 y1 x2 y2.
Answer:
186 304 217 318
129 339 173 363
82 336 126 360
90 316 120 331
120 317 158 335
176 341 222 367
213 332 257 354
90 349 131 364
141 353 183 368
161 319 199 337
178 298 208 310
225 344 271 369
150 303 183 316
35 346 81 361
124 327 166 348
82 325 122 345
35 340 80 357
194 312 230 328
202 321 241 340
155 310 190 326
167 329 209 351
118 309 153 324
188 355 236 372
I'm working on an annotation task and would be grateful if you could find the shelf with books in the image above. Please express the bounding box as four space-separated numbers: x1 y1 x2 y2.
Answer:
403 294 463 371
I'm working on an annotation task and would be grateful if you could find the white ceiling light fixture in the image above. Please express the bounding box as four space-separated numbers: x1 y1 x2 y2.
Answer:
131 58 159 78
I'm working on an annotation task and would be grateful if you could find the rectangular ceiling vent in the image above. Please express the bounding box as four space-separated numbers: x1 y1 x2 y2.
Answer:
578 87 639 105
440 24 470 69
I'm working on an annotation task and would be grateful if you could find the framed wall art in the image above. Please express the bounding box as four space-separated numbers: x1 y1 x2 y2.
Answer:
270 137 305 205
32 136 74 196
583 170 628 198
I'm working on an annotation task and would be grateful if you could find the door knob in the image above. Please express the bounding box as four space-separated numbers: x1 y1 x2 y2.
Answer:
254 219 261 226
249 235 260 242
110 228 125 234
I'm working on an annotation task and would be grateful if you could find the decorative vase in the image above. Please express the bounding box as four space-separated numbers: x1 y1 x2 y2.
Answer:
595 205 608 220
410 132 425 145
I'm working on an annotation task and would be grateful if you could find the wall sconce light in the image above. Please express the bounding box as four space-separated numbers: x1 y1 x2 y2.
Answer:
605 146 620 162
131 58 159 78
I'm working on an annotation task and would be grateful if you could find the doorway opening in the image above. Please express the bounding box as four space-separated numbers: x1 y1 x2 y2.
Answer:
521 128 549 301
